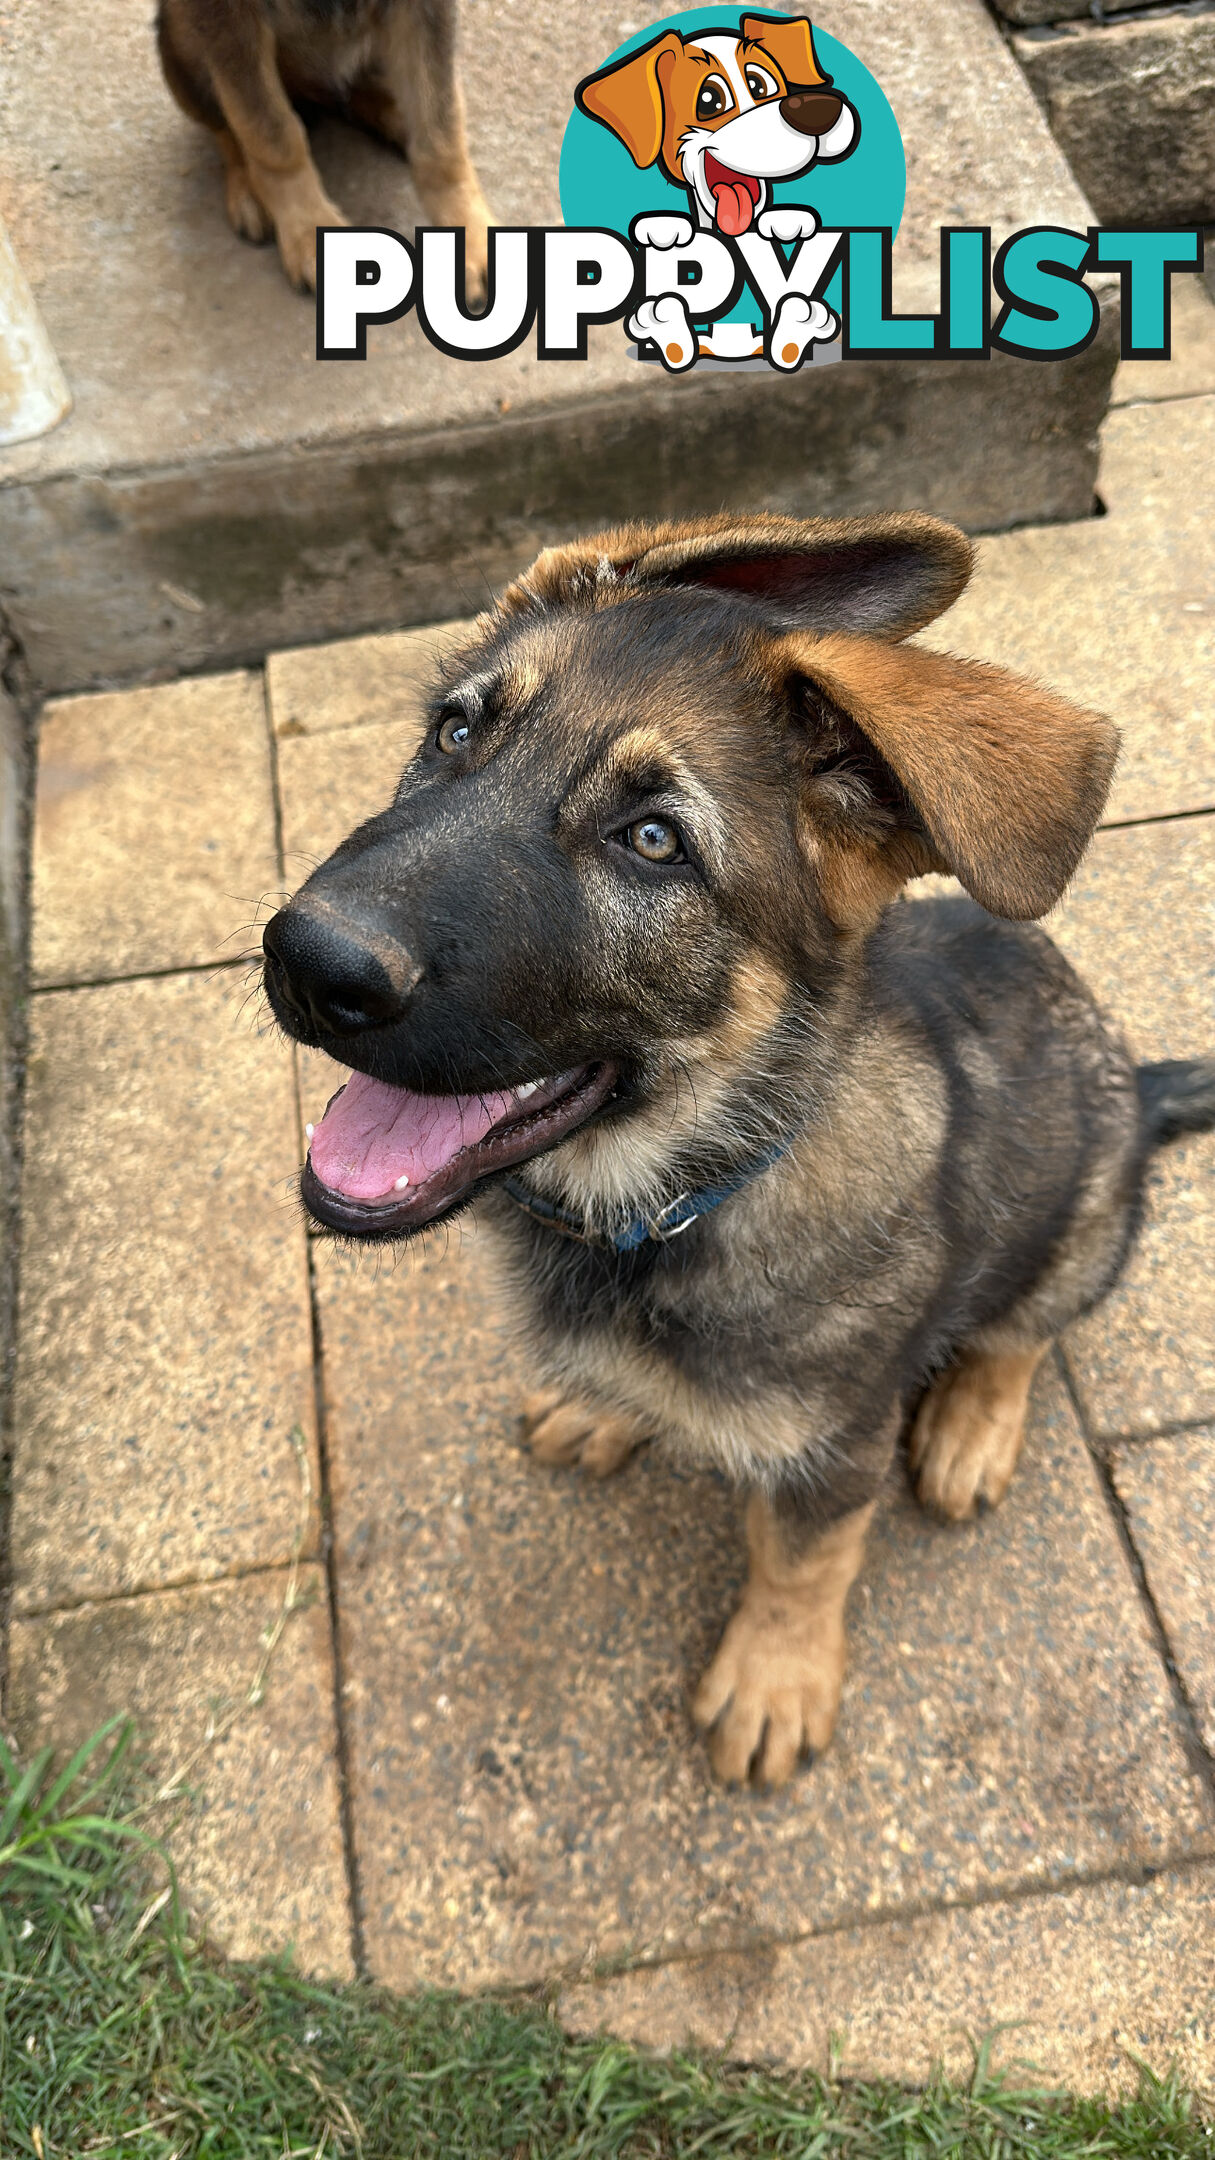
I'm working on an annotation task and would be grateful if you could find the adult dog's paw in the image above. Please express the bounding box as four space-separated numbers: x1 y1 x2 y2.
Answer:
520 1389 646 1480
692 1596 844 1788
633 213 695 249
278 199 348 294
628 294 697 371
462 213 493 309
225 168 273 245
756 204 820 243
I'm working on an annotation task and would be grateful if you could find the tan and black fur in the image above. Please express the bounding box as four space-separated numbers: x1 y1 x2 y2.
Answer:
157 0 491 294
262 513 1215 1789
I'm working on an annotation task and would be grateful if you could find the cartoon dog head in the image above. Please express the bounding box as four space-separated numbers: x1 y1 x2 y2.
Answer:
576 12 858 236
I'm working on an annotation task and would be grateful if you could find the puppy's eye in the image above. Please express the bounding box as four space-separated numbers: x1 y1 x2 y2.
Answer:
626 817 684 864
696 75 730 120
745 65 778 100
436 710 471 754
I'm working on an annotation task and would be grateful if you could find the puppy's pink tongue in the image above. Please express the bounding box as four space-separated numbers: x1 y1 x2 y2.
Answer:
309 1069 516 1201
714 180 756 236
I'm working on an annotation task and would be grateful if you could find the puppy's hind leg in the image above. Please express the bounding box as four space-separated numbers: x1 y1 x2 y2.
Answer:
358 3 493 302
910 1340 1049 1523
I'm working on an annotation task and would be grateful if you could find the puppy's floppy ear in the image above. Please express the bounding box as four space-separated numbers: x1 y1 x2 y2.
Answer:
504 512 975 641
575 35 682 169
781 632 1119 923
741 11 829 89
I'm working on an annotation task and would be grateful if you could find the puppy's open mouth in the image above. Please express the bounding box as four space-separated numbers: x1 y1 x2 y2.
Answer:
301 1062 618 1238
703 151 762 236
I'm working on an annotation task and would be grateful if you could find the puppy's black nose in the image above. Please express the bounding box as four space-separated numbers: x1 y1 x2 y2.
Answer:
263 905 416 1036
780 88 843 135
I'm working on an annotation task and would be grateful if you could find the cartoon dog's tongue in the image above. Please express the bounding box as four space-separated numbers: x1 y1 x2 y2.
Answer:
310 1069 518 1201
704 154 762 236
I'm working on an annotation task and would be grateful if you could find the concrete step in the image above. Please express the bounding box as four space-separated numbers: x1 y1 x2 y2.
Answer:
0 0 1113 694
1012 7 1215 229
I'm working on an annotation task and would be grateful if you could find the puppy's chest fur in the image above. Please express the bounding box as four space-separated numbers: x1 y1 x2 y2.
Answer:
487 1044 952 1484
484 905 1141 1490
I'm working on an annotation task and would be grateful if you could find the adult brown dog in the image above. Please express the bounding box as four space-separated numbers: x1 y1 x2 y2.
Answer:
261 514 1215 1788
157 0 491 294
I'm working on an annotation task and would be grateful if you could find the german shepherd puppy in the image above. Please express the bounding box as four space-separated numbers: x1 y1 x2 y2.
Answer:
262 514 1215 1789
157 0 491 295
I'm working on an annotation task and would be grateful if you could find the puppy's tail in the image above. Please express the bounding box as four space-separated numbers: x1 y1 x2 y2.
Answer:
1138 1058 1215 1148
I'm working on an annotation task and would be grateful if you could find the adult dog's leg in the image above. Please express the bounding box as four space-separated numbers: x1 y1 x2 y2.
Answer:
358 2 492 301
910 1341 1049 1522
158 6 271 242
204 11 346 290
694 1490 876 1788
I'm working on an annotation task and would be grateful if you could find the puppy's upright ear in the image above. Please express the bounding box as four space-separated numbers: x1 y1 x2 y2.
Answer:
575 35 682 169
504 512 975 641
779 633 1119 924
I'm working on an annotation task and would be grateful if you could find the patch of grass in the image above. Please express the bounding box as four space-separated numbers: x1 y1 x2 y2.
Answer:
0 1724 1211 2159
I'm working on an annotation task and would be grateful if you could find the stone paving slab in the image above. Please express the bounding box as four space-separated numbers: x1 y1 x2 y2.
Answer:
268 621 474 741
924 397 1215 826
1014 14 1215 230
312 1211 1211 1992
0 0 1115 688
1114 1429 1215 1759
278 722 422 886
1113 273 1215 409
1050 816 1215 1442
8 1566 353 1976
561 1861 1215 2095
30 671 278 986
10 969 319 1611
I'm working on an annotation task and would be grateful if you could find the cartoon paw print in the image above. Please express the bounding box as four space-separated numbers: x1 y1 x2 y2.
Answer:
629 293 697 372
756 206 820 244
768 293 838 371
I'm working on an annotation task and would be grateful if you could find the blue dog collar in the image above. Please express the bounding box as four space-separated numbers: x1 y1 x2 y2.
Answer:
502 1135 796 1253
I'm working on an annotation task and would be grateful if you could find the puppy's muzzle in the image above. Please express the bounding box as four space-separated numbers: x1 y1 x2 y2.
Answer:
780 89 844 135
263 902 419 1036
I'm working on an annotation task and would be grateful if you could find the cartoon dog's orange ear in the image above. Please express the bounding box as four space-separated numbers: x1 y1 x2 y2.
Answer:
575 33 682 170
741 11 828 89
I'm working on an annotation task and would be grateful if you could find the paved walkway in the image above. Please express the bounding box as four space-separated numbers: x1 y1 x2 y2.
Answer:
8 284 1215 2093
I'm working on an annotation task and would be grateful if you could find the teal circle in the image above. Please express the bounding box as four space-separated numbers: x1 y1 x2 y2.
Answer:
558 9 905 325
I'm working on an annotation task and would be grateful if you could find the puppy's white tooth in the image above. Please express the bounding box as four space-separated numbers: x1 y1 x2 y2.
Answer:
305 1122 315 1140
394 1174 410 1191
516 1080 539 1099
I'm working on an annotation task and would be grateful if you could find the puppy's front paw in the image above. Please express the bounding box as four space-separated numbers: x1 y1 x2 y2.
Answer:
278 199 348 294
520 1389 645 1480
692 1596 844 1788
910 1346 1045 1522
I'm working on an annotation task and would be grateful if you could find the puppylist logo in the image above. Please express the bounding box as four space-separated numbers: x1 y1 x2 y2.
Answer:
562 9 892 370
317 7 1203 370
